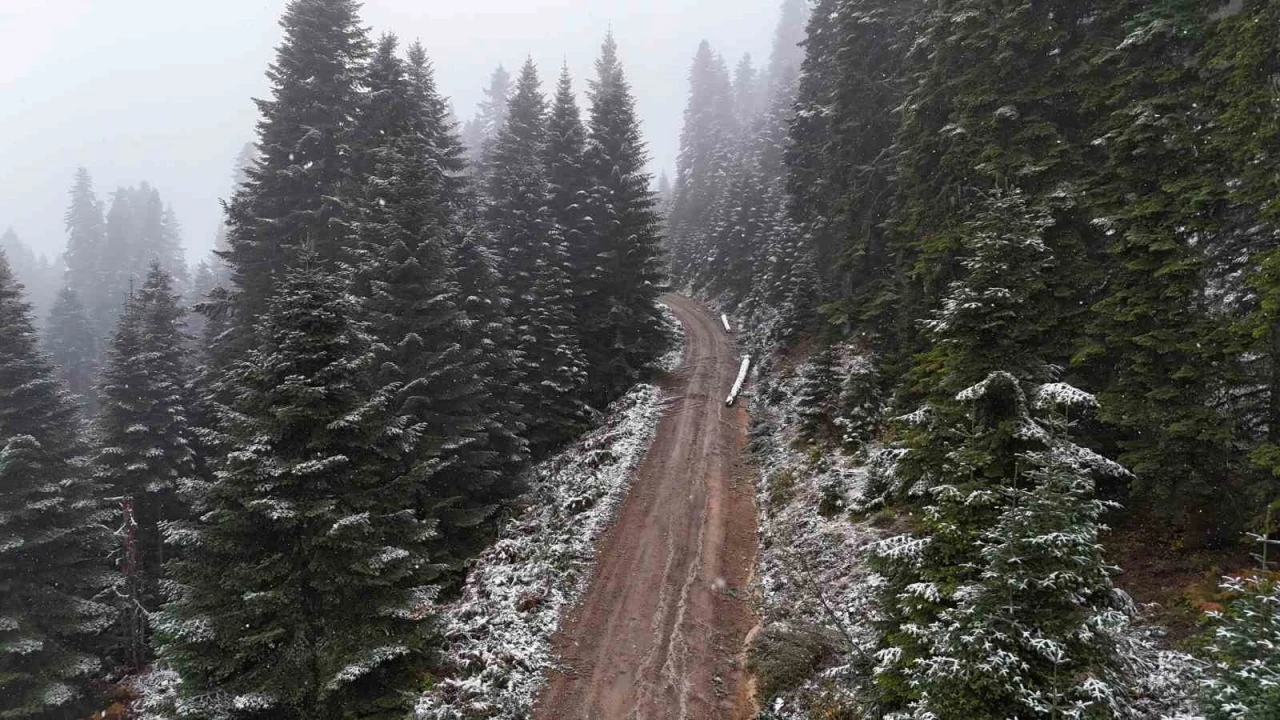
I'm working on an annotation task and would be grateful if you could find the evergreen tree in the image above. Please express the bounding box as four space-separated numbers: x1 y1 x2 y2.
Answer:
581 33 669 405
867 192 1130 718
797 345 839 444
93 263 194 668
731 54 762 130
354 35 527 572
44 286 99 411
462 64 512 178
766 0 808 91
668 41 735 284
0 250 115 720
545 65 596 331
1077 1 1237 545
485 58 589 453
63 168 106 312
0 228 59 322
221 0 371 325
406 41 472 220
157 260 437 720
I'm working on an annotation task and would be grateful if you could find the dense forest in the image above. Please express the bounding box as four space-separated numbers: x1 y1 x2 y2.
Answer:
2 0 1279 718
0 0 666 716
666 0 1280 717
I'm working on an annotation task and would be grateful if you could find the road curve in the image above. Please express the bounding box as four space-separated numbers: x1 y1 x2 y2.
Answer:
534 294 758 720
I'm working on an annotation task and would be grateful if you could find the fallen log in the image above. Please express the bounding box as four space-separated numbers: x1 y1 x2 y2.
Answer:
726 356 750 406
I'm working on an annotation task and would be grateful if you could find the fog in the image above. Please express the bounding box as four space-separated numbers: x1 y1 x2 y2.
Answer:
0 0 781 261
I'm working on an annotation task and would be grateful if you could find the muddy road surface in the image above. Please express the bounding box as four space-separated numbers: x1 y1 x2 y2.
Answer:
534 294 758 720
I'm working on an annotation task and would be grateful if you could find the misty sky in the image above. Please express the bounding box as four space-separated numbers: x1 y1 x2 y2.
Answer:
0 0 783 262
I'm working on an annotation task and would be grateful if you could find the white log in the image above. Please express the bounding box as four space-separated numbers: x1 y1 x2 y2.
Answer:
726 356 750 406
721 314 732 333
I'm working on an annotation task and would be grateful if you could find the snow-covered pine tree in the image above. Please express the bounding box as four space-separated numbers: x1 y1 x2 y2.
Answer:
157 258 438 720
354 34 527 573
448 230 531 526
221 0 370 329
785 0 923 358
545 64 596 335
1204 5 1280 526
667 41 735 287
731 54 762 132
581 33 669 406
0 229 59 322
766 0 809 92
797 344 840 445
63 167 106 319
485 58 589 453
1078 0 1237 546
405 41 472 221
1201 510 1280 720
44 286 99 411
867 191 1131 718
93 262 194 668
0 250 116 720
462 64 512 180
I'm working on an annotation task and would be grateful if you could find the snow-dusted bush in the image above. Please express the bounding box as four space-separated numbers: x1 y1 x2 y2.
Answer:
1201 571 1280 719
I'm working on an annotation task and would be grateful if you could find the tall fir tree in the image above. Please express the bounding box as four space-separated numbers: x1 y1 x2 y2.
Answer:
462 64 512 179
221 0 370 327
485 58 589 453
545 64 596 332
581 33 669 405
668 40 735 285
92 263 194 668
43 286 99 411
868 192 1131 718
157 260 438 720
63 168 106 313
354 34 527 572
1077 1 1238 545
0 250 115 720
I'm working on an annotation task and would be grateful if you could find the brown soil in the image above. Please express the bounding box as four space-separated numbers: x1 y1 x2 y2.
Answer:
533 294 759 720
1104 517 1254 643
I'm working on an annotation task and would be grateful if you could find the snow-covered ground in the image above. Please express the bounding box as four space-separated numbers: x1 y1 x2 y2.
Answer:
414 383 667 719
745 350 1208 719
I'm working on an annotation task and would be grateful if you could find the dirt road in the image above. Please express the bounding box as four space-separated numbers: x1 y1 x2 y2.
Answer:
534 294 758 720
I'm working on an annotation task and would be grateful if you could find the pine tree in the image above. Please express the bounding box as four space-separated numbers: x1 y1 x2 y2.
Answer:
731 54 762 130
44 286 99 412
1200 514 1280 720
1077 1 1237 545
354 35 527 572
0 229 58 322
462 64 512 179
157 260 438 720
545 65 596 331
93 263 194 668
581 33 669 405
766 0 808 91
485 58 589 453
867 191 1130 718
668 41 735 285
797 345 839 444
448 232 530 520
0 250 115 720
406 41 472 220
221 0 371 325
63 168 106 312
